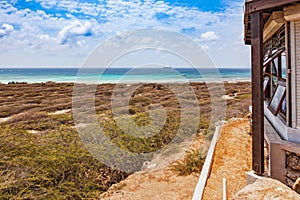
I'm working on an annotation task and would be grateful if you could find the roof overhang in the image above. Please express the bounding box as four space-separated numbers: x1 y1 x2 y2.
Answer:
244 0 300 45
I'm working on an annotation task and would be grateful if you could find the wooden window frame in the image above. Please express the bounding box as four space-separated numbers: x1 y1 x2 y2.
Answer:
263 76 270 93
268 81 286 116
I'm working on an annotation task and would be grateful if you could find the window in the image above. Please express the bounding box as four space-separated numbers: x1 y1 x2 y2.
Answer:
263 26 286 118
268 81 286 116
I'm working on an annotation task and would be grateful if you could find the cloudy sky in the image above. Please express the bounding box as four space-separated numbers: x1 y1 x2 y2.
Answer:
0 0 250 68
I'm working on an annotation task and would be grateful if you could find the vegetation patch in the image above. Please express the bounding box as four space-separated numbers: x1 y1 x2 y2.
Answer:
170 149 206 176
0 125 128 199
0 82 252 198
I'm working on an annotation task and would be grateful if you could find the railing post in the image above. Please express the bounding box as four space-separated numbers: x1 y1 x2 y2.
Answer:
251 11 265 175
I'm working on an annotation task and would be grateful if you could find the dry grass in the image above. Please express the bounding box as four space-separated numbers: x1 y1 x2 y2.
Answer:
0 81 252 198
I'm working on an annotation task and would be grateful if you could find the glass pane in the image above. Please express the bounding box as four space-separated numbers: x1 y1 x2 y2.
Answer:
271 62 277 75
281 52 286 79
281 96 287 115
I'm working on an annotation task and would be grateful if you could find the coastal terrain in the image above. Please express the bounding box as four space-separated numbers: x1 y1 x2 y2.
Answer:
0 81 251 199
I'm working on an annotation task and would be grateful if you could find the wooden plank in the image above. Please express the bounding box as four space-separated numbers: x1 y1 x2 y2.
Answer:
263 11 285 43
296 21 300 128
290 22 297 128
284 4 300 21
251 11 265 175
285 22 292 127
245 0 300 14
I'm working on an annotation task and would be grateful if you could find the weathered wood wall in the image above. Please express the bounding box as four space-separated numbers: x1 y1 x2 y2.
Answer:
295 21 300 128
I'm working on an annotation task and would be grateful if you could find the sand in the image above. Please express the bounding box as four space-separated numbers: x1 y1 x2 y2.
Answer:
202 119 252 200
100 135 206 200
100 119 252 200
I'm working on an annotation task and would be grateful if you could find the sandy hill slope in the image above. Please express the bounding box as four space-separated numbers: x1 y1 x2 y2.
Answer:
100 119 252 200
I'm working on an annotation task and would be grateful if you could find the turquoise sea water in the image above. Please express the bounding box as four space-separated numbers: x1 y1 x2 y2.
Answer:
0 68 251 84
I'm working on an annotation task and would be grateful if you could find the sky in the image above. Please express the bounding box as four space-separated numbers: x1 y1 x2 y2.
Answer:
0 0 250 68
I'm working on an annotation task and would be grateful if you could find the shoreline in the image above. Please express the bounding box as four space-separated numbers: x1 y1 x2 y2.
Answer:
0 79 251 85
0 68 251 84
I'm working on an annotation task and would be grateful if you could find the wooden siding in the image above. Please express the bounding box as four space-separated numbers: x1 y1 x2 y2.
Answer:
296 21 300 128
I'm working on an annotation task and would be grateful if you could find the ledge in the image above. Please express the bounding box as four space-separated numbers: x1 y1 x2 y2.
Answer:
264 102 300 143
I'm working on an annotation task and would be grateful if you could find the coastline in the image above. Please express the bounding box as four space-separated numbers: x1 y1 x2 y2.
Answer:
0 67 251 84
0 79 251 85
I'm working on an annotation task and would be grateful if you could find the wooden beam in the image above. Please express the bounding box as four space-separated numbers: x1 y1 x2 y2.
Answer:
284 4 300 21
245 0 300 14
263 11 285 43
286 22 293 127
251 11 265 175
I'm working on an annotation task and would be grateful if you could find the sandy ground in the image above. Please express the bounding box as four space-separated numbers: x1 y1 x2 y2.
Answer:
0 117 10 123
100 119 252 200
202 119 252 200
100 135 206 200
48 109 71 115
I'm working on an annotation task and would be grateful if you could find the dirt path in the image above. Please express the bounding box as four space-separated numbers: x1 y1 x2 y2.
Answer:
100 135 206 200
100 119 252 200
202 119 252 200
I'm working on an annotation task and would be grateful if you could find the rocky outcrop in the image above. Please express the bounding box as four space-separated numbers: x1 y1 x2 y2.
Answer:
233 177 300 200
286 153 300 191
287 153 300 170
286 167 300 181
293 178 300 194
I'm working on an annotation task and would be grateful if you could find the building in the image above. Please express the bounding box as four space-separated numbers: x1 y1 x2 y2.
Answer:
244 0 300 189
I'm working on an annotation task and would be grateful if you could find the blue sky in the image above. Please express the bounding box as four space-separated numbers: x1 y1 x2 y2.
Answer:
0 0 250 67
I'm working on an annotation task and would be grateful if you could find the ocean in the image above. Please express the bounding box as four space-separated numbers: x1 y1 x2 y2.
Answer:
0 68 251 84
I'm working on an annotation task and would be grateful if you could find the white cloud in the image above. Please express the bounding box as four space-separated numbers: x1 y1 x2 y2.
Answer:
39 34 51 40
57 21 93 45
0 23 14 38
35 0 58 9
0 0 250 67
2 23 14 31
200 31 218 41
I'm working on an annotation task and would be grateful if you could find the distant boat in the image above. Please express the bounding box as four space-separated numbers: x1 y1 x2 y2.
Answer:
163 66 172 69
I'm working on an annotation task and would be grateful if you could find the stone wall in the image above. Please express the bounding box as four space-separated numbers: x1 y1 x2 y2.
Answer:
264 140 269 174
286 152 300 192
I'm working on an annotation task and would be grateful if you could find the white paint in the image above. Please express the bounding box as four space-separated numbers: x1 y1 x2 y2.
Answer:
192 125 222 200
223 178 227 200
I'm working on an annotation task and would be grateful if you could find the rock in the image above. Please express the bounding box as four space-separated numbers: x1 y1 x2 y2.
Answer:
286 177 295 188
293 178 300 194
142 161 157 171
287 154 300 170
233 177 300 200
286 167 300 181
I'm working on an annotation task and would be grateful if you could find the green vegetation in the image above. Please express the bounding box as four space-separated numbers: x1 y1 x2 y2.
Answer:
170 149 206 176
0 125 127 199
235 93 252 100
0 82 252 198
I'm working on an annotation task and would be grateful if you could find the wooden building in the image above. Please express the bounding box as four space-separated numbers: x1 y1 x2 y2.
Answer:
244 0 300 189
